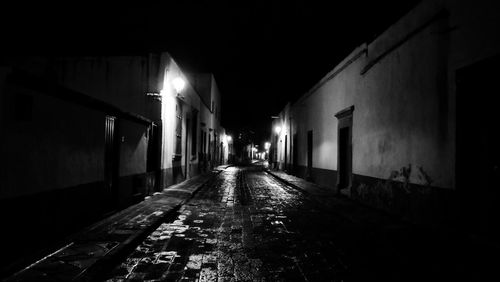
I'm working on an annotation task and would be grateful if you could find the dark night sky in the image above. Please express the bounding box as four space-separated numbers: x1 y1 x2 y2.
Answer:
2 1 419 143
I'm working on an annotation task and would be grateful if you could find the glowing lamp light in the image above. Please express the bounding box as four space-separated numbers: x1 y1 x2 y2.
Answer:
226 135 232 142
264 142 271 149
172 77 186 93
274 126 282 134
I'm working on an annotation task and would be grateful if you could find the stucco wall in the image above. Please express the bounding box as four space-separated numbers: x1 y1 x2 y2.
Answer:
1 82 105 199
359 13 452 188
285 0 500 190
0 55 161 200
53 56 157 185
55 56 152 118
273 0 500 222
1 52 227 199
158 55 225 187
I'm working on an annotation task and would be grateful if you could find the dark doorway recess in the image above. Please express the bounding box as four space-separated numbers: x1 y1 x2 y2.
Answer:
284 135 288 171
335 106 354 193
173 101 183 182
307 130 313 181
185 118 190 179
456 55 500 239
191 110 198 157
104 115 120 210
220 142 224 164
293 133 298 175
208 131 212 163
146 123 161 192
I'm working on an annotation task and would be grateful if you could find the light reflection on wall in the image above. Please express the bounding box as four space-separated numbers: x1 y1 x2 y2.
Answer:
160 70 178 170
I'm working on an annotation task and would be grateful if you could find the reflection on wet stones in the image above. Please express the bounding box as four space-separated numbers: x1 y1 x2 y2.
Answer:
104 167 346 281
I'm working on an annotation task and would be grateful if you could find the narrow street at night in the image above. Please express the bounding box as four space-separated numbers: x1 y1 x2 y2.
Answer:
2 1 500 281
88 165 498 281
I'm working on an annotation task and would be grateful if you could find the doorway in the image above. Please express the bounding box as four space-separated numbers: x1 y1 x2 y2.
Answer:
284 135 288 171
338 127 351 189
173 101 183 183
104 115 120 209
146 123 160 192
185 118 190 179
335 106 354 192
307 130 313 181
293 133 298 175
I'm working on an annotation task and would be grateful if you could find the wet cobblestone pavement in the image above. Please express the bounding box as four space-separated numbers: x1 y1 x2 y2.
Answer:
103 166 350 281
5 165 499 281
99 164 500 282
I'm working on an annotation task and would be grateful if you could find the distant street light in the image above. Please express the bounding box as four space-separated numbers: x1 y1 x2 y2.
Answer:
274 126 282 134
264 142 271 149
226 135 232 142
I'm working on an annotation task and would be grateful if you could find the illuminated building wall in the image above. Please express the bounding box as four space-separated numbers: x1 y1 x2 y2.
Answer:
0 52 226 261
272 0 500 227
158 56 226 187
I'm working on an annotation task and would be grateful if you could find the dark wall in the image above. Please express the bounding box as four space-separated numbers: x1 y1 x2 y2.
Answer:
1 81 105 199
0 70 154 274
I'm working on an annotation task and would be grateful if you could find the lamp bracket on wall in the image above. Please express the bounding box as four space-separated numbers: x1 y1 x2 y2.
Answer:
146 92 162 101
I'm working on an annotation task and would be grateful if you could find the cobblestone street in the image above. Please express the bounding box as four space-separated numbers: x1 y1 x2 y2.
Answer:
103 166 350 281
4 3 500 281
96 164 500 282
5 165 500 282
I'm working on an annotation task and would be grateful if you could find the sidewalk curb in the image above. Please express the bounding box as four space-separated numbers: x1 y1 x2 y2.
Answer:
264 168 407 226
264 169 314 196
264 168 379 225
75 203 183 282
76 168 226 282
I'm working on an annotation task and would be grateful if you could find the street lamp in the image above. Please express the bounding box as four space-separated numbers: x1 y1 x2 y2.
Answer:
148 76 186 101
274 126 281 134
172 77 186 93
264 142 271 150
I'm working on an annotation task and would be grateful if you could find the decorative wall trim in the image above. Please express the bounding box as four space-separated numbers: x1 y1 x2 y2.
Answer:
334 105 355 119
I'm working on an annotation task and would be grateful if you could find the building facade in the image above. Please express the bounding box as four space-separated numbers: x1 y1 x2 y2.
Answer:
0 52 227 266
271 0 500 236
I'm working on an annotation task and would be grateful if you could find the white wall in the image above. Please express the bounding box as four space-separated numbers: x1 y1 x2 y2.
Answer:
278 0 500 190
